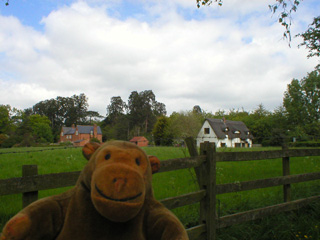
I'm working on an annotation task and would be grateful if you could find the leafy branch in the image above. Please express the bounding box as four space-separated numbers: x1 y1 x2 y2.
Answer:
198 0 302 44
297 16 320 58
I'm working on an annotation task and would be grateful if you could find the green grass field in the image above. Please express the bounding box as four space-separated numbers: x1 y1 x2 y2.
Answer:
1 146 320 239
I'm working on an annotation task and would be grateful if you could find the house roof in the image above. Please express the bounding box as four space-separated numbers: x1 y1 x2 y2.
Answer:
62 127 75 135
206 118 253 140
130 136 148 142
77 125 102 135
62 125 102 135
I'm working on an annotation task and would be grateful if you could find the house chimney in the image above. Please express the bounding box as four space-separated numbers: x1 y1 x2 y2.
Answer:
72 124 75 129
93 124 97 138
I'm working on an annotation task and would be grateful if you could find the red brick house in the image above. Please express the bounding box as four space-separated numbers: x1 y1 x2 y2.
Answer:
59 124 103 147
129 136 149 147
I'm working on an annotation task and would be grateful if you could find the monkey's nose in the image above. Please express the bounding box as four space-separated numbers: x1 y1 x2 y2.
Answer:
113 178 127 192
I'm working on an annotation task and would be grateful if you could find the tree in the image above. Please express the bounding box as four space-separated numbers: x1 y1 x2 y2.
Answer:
106 96 127 125
33 98 61 136
33 93 91 140
152 116 173 146
243 104 273 145
60 93 89 126
0 104 21 136
86 111 103 124
297 16 320 59
283 70 320 138
0 105 11 134
283 79 307 126
103 96 129 141
168 110 203 139
28 115 54 143
127 90 166 135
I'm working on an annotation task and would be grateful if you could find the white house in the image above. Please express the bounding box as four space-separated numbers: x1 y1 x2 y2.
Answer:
196 118 253 148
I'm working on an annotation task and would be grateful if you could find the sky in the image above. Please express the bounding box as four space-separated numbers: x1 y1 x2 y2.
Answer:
0 0 319 117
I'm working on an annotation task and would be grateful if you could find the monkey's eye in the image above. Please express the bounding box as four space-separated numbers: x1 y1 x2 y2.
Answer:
105 154 111 160
135 158 140 166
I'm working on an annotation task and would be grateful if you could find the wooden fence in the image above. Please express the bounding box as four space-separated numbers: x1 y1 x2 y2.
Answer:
1 139 320 240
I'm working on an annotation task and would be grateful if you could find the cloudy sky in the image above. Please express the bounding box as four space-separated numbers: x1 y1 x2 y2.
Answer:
0 0 319 116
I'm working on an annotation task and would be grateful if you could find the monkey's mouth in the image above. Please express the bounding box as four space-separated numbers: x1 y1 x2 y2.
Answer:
95 185 142 202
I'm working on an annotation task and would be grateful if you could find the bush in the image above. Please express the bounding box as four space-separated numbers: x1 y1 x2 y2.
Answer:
289 141 320 147
19 133 35 147
1 137 18 148
59 141 73 146
90 138 101 143
0 134 8 146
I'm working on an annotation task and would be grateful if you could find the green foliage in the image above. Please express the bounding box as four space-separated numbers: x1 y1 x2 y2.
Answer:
168 110 203 139
198 0 302 43
106 96 127 124
283 70 320 139
152 116 173 146
297 16 320 59
289 140 320 147
90 137 101 143
1 135 18 148
0 134 8 146
19 133 35 147
127 90 166 135
28 115 54 143
0 105 11 134
32 93 96 140
103 90 166 141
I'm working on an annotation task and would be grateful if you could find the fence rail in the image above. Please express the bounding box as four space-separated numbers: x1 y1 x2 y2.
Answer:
1 139 320 240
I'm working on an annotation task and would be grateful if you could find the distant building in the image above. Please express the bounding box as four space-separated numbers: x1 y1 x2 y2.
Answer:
59 124 102 147
129 136 149 147
196 118 253 148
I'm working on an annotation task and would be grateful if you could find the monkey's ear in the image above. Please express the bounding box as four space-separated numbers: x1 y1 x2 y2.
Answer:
148 155 160 174
82 142 101 160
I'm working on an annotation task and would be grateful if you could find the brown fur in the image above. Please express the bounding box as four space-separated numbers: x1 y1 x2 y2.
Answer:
0 141 189 240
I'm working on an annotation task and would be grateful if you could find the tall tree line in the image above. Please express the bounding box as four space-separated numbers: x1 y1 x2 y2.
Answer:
152 69 320 146
0 71 319 147
101 90 166 141
0 93 101 147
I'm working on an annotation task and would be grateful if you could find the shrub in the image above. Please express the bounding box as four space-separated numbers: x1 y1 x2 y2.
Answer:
289 141 320 147
90 137 101 143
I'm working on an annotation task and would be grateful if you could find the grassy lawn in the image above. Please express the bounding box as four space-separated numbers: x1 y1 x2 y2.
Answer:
1 145 320 239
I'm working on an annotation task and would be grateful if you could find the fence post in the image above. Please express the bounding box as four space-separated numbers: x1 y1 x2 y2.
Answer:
200 141 217 240
282 145 291 202
185 137 206 225
186 137 217 240
22 165 38 208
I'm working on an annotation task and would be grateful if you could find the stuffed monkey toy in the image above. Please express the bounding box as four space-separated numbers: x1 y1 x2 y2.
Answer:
0 141 189 240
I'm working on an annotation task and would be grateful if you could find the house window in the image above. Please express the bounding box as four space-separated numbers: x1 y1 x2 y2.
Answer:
61 133 64 136
235 143 241 148
204 128 210 134
221 143 226 147
76 131 78 135
90 130 93 136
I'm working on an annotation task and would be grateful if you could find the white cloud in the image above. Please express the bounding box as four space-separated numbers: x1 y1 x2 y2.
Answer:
0 0 318 117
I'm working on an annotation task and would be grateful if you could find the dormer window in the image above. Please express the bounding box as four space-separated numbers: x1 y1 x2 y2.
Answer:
204 128 210 134
224 127 229 132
